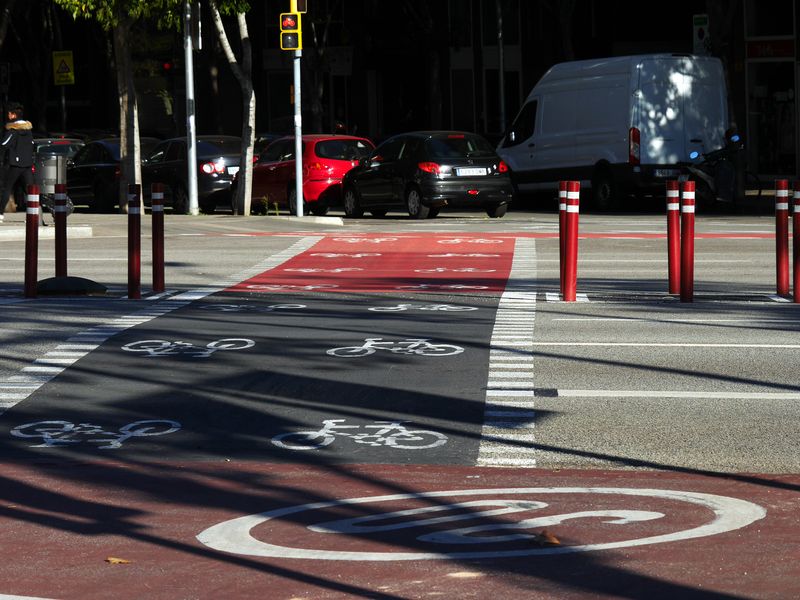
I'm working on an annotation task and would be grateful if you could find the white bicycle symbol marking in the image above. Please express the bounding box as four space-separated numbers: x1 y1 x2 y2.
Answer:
11 419 181 449
198 303 306 312
246 284 339 290
271 419 448 450
368 303 478 312
197 487 767 561
327 338 463 357
437 238 503 244
309 253 381 258
395 284 489 290
333 237 397 243
427 253 501 258
414 267 496 273
122 338 254 358
283 268 364 273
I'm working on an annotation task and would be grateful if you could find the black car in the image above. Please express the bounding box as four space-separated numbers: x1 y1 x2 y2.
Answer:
65 137 160 212
141 135 241 213
341 130 513 219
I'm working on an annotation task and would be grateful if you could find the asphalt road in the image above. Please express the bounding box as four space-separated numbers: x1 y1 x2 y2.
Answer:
0 206 798 599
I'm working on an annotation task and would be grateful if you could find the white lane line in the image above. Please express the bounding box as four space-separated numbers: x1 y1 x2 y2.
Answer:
545 292 590 302
532 342 800 349
0 236 323 416
545 389 800 400
553 317 800 323
478 237 537 468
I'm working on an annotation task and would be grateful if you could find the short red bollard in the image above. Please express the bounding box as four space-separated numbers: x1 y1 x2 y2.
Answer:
128 184 141 300
794 181 800 304
563 181 580 302
24 184 40 298
666 180 681 294
775 179 790 296
54 183 68 277
558 181 567 297
680 181 696 303
151 183 165 293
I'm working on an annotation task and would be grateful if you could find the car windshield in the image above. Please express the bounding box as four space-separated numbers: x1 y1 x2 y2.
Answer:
315 139 373 160
35 142 83 156
197 139 241 157
425 134 496 159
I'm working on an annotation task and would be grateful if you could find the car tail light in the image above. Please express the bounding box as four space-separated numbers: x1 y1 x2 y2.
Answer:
418 162 442 174
201 161 226 174
468 189 479 195
497 160 509 173
629 127 640 165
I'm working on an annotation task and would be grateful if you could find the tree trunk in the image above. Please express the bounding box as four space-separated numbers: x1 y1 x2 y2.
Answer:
209 2 254 217
113 17 142 213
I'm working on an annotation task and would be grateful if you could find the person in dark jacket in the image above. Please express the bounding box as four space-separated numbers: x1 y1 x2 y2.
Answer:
0 101 35 223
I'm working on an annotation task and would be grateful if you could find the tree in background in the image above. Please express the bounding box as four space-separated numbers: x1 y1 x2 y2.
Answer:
208 0 254 216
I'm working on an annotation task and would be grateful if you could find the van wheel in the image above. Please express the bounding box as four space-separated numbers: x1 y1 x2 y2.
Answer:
406 186 429 219
591 170 618 211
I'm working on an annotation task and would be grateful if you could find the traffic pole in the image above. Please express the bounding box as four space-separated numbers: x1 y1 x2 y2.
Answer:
54 183 68 277
151 183 165 293
666 180 681 294
128 184 141 300
24 184 40 298
680 180 696 303
793 181 800 303
558 180 567 297
563 180 580 302
775 179 790 296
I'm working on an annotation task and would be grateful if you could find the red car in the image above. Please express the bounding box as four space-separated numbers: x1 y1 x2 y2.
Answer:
249 134 374 215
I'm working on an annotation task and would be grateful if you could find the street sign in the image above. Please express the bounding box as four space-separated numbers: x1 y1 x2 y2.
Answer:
53 50 75 85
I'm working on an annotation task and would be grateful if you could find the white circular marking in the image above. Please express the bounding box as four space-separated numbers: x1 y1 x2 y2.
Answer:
196 487 766 561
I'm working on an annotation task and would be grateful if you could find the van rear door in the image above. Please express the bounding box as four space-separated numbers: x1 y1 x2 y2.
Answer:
636 56 727 165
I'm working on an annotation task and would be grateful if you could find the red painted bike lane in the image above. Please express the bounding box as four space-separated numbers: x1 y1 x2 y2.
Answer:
0 461 795 600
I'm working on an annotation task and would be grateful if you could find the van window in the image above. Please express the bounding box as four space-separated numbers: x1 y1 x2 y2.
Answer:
501 100 536 147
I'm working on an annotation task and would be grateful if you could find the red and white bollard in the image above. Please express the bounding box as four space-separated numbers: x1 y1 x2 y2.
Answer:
563 180 580 302
151 183 165 293
54 183 68 277
666 180 681 294
794 181 800 304
775 179 790 297
680 180 696 303
128 184 141 300
558 181 567 297
24 184 40 298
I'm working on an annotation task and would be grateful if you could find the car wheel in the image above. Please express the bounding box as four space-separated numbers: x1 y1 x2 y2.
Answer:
288 186 304 215
427 207 440 219
343 186 364 218
310 202 329 216
405 186 429 219
486 203 508 218
172 185 189 214
92 181 113 213
370 209 387 217
199 198 216 214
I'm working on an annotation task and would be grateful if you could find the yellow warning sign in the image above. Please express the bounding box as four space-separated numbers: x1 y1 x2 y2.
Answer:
52 50 74 85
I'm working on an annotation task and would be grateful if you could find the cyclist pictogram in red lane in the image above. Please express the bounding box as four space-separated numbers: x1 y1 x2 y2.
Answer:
225 234 515 294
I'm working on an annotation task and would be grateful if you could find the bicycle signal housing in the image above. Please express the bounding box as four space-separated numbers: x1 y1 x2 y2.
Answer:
280 12 302 50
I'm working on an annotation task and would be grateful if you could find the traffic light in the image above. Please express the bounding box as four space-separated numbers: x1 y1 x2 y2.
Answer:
280 12 302 50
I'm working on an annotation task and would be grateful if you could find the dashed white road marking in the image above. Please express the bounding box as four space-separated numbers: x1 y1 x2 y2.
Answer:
477 238 537 468
0 236 322 416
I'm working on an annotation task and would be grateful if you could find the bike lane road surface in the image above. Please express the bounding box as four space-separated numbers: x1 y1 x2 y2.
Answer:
0 233 795 598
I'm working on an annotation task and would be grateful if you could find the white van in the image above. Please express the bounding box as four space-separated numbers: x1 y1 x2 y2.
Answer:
496 53 729 209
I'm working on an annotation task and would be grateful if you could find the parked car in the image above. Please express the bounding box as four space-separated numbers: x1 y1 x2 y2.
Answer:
141 135 241 213
247 134 374 215
65 137 160 212
341 130 513 219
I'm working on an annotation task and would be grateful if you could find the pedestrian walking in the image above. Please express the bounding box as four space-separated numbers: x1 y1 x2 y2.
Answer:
0 101 36 224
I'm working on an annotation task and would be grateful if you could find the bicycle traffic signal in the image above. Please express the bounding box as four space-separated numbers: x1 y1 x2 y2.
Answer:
280 12 302 50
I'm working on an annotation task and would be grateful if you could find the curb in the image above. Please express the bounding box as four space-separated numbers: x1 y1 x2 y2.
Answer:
0 226 94 241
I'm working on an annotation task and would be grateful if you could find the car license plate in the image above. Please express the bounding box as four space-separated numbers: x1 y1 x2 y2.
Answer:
654 168 679 178
228 166 240 176
456 167 487 176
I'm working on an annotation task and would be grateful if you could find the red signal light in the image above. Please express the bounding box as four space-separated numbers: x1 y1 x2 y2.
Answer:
282 15 297 28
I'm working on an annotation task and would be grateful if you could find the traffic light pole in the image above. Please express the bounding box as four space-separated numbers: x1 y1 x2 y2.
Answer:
184 0 199 216
293 49 303 217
